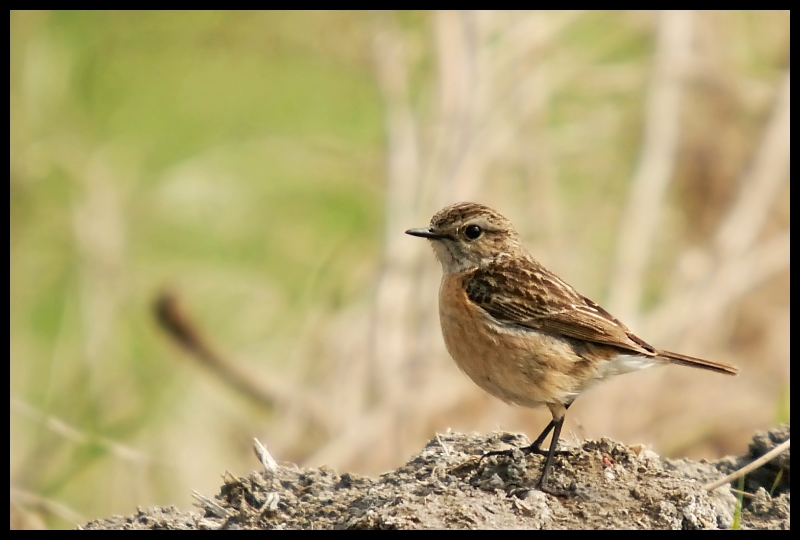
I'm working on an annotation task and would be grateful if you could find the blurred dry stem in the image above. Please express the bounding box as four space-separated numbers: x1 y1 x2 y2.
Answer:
608 10 693 324
73 153 128 397
714 73 790 258
155 290 332 433
371 21 423 414
644 230 790 344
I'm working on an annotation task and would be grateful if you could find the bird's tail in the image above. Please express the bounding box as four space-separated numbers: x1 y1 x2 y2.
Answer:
656 349 738 376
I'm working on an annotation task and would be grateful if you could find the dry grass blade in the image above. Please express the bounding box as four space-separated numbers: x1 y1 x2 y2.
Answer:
253 438 278 474
10 398 153 465
11 487 85 526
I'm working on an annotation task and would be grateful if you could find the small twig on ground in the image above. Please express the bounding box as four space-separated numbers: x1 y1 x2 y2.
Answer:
703 438 790 492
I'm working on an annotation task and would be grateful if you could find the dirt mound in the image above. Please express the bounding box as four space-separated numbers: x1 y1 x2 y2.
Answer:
82 424 789 530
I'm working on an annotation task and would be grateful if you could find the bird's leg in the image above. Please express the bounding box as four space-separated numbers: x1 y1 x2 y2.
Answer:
535 408 571 496
521 400 573 456
476 402 575 496
521 419 557 455
479 401 573 462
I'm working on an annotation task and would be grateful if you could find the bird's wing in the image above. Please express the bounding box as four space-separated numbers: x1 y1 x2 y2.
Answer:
464 261 656 356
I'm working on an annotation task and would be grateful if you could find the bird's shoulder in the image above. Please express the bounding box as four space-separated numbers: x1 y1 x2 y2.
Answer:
464 255 581 317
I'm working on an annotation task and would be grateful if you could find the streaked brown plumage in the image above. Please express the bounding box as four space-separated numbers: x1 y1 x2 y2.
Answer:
406 202 737 495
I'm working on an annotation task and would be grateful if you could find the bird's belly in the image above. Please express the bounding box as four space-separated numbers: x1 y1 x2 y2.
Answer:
438 274 597 408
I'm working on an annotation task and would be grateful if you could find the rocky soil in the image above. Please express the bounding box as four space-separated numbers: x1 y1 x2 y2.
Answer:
82 424 789 530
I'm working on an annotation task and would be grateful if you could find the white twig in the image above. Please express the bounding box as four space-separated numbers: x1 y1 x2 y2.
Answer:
436 433 452 456
703 438 789 491
253 438 281 512
253 438 278 474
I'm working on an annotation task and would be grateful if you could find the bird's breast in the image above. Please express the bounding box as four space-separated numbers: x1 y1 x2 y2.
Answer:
438 271 590 408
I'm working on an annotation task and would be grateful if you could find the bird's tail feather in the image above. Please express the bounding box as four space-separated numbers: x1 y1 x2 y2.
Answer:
657 350 738 376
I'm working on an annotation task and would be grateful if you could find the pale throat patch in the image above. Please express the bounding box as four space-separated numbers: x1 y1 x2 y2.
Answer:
431 240 473 274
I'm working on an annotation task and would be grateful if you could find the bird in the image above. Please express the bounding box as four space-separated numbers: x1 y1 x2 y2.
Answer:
405 202 738 495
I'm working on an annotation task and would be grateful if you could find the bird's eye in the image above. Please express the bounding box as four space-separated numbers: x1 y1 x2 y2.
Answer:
464 225 483 240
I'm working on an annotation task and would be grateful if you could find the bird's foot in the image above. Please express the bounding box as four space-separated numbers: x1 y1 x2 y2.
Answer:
537 480 577 498
479 442 568 462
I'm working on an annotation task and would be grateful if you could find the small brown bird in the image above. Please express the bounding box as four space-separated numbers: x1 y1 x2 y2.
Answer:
406 202 737 495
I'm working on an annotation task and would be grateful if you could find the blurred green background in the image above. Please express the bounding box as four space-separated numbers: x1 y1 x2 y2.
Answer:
10 11 789 529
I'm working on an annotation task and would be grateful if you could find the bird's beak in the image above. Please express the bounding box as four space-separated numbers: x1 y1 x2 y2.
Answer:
405 227 446 240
